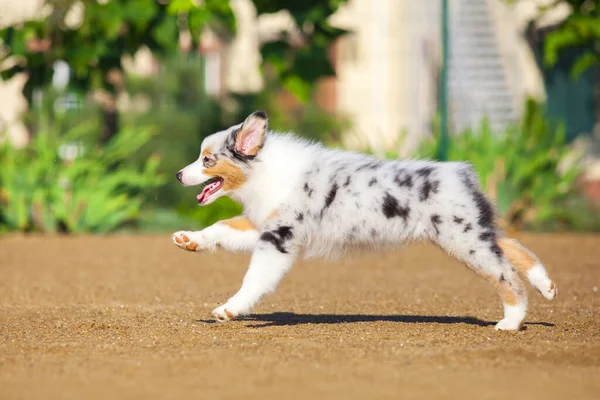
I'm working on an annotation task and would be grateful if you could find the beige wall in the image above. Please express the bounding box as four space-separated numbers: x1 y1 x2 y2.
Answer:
0 0 44 27
331 0 440 155
226 0 263 93
0 0 44 146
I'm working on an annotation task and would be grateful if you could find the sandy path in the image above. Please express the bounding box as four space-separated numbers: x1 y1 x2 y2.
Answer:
1 234 598 399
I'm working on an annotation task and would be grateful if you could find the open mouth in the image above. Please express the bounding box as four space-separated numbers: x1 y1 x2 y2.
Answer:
196 177 224 204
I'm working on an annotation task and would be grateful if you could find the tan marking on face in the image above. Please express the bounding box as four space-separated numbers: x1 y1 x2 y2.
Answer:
498 238 536 272
221 217 256 232
204 159 247 191
201 148 212 158
266 210 279 221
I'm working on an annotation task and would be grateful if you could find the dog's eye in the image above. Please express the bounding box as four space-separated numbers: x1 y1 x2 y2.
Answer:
202 156 214 166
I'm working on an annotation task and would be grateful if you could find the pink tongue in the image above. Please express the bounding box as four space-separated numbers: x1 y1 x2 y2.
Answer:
197 188 210 202
197 181 218 202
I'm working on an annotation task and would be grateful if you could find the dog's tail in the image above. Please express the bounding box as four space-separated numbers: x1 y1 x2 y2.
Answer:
498 237 557 300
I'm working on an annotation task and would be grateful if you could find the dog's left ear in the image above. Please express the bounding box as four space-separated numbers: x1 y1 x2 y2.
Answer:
235 111 268 156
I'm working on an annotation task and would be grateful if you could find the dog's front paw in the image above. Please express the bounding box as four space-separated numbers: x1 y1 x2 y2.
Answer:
494 318 522 331
172 231 216 252
172 231 201 251
212 304 238 322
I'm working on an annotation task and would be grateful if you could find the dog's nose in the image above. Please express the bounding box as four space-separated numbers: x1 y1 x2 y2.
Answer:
176 171 183 182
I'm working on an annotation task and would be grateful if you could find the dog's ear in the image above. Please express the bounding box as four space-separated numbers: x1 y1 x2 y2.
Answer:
235 111 268 156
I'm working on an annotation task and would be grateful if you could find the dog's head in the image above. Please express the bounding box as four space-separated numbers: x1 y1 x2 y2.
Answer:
176 111 268 205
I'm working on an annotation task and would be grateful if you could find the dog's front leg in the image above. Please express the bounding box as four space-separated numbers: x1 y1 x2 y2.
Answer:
172 216 259 253
212 224 298 321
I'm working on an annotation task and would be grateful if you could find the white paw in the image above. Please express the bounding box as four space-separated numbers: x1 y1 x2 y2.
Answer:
541 281 558 300
495 303 526 331
528 264 558 300
212 304 238 322
494 318 521 331
171 231 216 252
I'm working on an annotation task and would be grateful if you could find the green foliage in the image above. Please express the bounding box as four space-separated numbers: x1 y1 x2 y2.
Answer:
0 0 348 104
0 0 235 99
254 0 349 102
522 0 600 78
414 99 594 231
0 117 164 233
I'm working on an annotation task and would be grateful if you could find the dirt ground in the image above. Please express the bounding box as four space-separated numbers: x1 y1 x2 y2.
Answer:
0 234 599 400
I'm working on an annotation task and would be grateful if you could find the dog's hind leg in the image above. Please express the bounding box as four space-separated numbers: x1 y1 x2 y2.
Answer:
432 235 528 331
498 237 557 300
480 261 528 331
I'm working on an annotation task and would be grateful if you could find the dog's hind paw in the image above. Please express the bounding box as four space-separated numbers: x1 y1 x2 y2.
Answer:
172 231 214 252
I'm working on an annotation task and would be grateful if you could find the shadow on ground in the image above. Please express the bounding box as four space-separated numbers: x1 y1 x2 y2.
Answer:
197 312 555 328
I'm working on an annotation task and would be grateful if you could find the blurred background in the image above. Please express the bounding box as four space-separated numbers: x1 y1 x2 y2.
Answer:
0 0 599 234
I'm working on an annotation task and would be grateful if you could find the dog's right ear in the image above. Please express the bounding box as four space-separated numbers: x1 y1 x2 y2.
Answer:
235 111 268 156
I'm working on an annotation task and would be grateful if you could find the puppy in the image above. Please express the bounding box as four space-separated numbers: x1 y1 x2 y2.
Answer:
173 111 557 330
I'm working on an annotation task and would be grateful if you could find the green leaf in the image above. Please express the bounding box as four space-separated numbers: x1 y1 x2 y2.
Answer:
570 51 600 78
167 0 196 14
152 17 179 49
544 26 583 67
283 75 313 102
188 8 213 37
123 0 159 30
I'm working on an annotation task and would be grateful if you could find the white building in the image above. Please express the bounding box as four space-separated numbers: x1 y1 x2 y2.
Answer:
0 0 569 153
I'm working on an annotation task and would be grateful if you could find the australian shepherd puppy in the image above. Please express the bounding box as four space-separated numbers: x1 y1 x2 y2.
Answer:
173 111 557 330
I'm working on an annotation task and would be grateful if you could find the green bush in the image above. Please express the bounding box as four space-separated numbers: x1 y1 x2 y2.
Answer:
415 99 598 231
0 118 164 233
